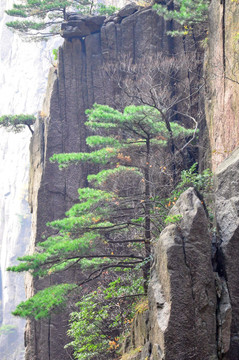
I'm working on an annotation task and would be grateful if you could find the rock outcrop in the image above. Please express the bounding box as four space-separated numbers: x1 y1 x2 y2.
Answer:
61 2 144 38
122 308 150 360
122 182 238 360
147 188 217 360
123 147 239 360
122 178 239 360
61 14 106 38
27 6 171 360
215 148 239 359
25 3 223 360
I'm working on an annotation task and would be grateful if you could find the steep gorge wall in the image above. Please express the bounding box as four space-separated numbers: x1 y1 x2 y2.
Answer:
26 1 236 360
27 6 171 360
124 1 239 359
204 2 239 356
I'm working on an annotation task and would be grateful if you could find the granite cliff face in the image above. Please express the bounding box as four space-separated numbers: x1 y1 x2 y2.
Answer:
205 0 239 170
27 5 171 360
24 1 239 360
215 149 239 359
148 188 218 360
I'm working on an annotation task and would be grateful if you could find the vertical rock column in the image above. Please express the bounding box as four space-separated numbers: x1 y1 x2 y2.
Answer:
215 149 239 359
148 188 217 360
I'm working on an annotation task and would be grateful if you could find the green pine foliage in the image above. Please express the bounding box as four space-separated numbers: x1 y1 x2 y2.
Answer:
66 276 144 360
153 0 209 36
8 103 198 359
6 21 46 31
86 135 121 148
95 3 118 16
6 0 119 39
12 284 76 319
9 103 196 291
0 114 35 134
50 147 118 167
87 166 142 186
153 0 209 25
6 0 70 38
52 104 194 166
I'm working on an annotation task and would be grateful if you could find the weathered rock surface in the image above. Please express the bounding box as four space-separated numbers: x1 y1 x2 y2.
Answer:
122 309 150 358
61 3 145 38
61 15 106 38
27 6 170 360
148 188 217 360
118 2 142 18
205 0 239 170
61 2 145 39
215 148 239 359
23 0 239 359
27 3 205 360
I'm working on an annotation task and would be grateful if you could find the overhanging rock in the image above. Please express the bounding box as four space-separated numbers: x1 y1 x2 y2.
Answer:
61 15 106 38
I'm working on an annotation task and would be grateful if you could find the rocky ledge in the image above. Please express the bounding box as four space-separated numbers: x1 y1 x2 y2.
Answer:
61 14 106 38
61 2 143 39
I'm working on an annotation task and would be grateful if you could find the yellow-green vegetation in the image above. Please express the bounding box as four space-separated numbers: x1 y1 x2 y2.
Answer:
66 276 144 360
135 299 149 314
164 214 183 225
121 347 143 360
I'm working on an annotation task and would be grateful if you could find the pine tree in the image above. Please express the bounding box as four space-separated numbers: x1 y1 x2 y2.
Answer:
8 104 196 320
153 0 209 36
5 0 118 40
0 114 35 134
